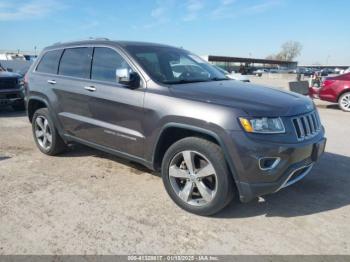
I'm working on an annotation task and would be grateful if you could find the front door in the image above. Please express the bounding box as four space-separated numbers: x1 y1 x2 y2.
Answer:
79 47 145 158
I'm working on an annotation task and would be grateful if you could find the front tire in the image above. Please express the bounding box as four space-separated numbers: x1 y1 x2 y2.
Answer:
338 92 350 112
32 108 67 155
161 137 235 216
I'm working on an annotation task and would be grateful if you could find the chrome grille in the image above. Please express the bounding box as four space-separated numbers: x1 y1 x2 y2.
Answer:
292 111 321 140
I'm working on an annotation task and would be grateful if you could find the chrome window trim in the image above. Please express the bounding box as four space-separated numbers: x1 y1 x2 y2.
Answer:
32 43 148 88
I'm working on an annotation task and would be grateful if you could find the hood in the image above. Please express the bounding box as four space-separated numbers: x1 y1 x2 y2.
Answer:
0 71 22 78
169 80 314 117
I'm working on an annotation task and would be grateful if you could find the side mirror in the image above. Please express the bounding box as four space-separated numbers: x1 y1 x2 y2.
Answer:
6 68 13 72
116 68 140 89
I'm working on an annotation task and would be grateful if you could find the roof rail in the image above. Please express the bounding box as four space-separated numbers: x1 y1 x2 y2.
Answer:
89 37 110 41
52 37 110 46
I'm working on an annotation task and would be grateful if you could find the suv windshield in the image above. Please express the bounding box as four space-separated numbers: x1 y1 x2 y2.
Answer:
124 45 227 84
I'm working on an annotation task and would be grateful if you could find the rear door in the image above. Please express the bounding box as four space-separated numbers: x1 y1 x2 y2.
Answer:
53 47 95 140
32 48 63 107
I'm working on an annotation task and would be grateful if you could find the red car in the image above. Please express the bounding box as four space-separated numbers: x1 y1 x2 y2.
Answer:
310 73 350 112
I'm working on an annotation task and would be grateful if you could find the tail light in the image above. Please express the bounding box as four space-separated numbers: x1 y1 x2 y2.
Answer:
24 73 29 85
23 73 29 89
23 73 29 94
322 79 335 87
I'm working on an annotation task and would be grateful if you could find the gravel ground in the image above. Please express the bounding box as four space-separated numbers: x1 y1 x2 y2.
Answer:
0 97 349 255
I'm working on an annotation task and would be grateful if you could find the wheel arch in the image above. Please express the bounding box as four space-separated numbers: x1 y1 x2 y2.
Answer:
337 88 350 102
27 96 49 122
152 123 241 194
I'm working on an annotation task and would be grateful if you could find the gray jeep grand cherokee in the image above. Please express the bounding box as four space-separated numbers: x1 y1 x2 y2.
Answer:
25 40 326 215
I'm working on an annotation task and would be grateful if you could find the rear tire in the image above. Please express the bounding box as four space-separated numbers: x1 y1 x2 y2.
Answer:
32 108 67 155
338 92 350 112
161 137 235 216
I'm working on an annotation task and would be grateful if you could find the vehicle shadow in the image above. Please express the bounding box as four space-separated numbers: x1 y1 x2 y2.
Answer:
215 152 350 218
0 106 26 118
57 145 350 218
59 144 160 177
316 103 341 111
326 104 342 110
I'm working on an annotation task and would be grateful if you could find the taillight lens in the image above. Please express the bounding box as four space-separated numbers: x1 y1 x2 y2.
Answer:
23 73 29 92
24 73 29 85
322 79 335 87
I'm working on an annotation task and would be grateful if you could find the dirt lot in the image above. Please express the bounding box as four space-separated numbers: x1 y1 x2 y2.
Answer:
0 97 349 255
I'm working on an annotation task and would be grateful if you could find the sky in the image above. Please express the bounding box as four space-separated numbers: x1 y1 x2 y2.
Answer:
0 0 349 65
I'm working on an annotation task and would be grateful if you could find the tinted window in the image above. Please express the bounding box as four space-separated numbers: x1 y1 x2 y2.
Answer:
36 49 63 74
125 45 226 84
91 47 131 82
59 47 93 78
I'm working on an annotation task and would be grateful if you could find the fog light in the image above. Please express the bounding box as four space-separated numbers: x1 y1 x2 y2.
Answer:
259 157 280 171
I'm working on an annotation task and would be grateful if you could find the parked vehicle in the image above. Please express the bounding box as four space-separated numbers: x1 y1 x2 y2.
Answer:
26 40 326 215
313 73 350 112
228 72 250 82
334 68 344 74
252 69 269 77
0 63 26 110
213 66 250 82
23 55 38 62
0 53 26 61
302 68 316 77
343 67 350 74
271 67 295 74
323 68 335 74
317 69 328 77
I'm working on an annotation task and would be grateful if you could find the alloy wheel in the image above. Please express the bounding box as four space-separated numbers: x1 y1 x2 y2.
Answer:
34 116 52 150
340 93 350 111
168 150 218 206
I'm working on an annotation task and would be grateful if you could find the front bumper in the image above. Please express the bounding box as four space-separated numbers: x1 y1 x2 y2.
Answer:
224 129 326 202
0 89 24 107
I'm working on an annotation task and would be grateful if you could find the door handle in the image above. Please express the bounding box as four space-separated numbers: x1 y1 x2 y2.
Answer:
84 86 96 92
47 80 56 84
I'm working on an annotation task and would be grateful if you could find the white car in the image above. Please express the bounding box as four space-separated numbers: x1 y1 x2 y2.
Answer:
253 69 269 76
334 68 344 74
213 66 250 82
0 53 26 61
343 67 350 74
227 72 250 82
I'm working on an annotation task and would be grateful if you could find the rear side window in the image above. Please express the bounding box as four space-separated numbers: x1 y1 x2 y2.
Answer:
36 49 63 74
59 47 93 79
91 47 131 82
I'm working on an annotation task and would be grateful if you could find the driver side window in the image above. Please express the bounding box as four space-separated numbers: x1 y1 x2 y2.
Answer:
91 47 131 83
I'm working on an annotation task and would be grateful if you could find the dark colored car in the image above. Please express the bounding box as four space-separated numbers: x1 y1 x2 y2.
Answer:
302 68 315 77
0 64 25 111
315 73 350 112
25 40 326 215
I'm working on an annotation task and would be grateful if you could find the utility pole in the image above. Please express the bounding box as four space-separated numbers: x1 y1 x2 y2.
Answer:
326 54 330 66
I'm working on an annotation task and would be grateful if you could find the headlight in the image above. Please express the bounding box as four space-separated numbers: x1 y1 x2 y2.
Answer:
18 78 24 86
239 117 285 134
